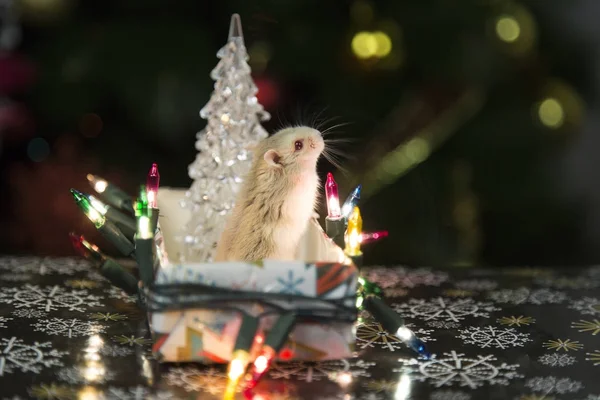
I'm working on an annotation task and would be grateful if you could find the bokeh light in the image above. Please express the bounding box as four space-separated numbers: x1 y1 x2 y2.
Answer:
538 98 564 129
372 31 392 57
27 137 50 162
248 41 271 74
352 32 378 59
495 16 521 43
490 5 536 56
534 80 585 131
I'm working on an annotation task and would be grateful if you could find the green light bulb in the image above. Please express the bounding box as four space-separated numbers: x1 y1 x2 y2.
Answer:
136 185 149 217
70 188 106 228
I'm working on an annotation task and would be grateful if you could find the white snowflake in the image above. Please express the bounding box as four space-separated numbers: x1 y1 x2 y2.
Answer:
269 359 374 382
488 288 568 305
538 353 577 367
457 326 531 349
430 390 471 400
525 376 584 394
11 309 46 319
0 336 67 376
0 317 12 329
427 321 461 329
32 318 107 338
0 256 90 275
395 350 522 388
393 297 500 322
99 344 135 357
56 365 115 384
570 297 600 316
454 280 498 291
0 284 103 312
0 273 33 282
165 367 227 394
104 286 137 303
364 267 448 289
103 386 174 399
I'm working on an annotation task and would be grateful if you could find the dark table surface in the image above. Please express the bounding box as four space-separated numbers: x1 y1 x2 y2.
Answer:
0 256 599 400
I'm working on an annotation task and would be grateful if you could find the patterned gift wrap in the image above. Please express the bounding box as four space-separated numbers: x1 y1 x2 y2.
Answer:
147 261 358 363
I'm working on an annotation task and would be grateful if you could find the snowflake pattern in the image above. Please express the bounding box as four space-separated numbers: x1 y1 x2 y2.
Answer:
276 270 306 295
269 359 374 382
0 273 33 282
454 279 498 291
0 256 90 276
525 376 584 394
11 309 46 319
56 365 115 384
32 318 106 338
543 339 583 352
364 266 448 289
570 297 600 316
586 351 600 366
457 325 531 349
112 335 152 347
393 297 500 322
98 344 135 357
0 336 67 376
538 353 577 367
64 279 101 289
104 286 137 303
497 315 536 327
0 316 12 329
430 390 472 400
0 284 103 312
103 386 174 399
426 320 461 329
355 322 435 351
488 288 568 305
395 350 522 388
572 319 600 335
165 367 228 394
28 383 75 399
90 312 128 322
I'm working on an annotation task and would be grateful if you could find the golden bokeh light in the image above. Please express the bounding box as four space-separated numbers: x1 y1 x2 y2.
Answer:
351 32 378 59
372 31 392 57
538 98 564 129
495 16 521 43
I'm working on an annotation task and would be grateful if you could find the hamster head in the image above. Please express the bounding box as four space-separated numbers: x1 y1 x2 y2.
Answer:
261 126 325 169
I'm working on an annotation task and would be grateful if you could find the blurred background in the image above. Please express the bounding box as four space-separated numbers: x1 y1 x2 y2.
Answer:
0 0 599 267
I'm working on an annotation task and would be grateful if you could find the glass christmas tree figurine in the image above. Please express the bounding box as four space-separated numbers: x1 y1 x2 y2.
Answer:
179 14 270 262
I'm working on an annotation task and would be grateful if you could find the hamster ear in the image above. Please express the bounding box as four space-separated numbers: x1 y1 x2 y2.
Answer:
263 149 282 167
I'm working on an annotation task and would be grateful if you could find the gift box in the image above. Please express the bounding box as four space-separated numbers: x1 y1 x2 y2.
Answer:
147 188 358 363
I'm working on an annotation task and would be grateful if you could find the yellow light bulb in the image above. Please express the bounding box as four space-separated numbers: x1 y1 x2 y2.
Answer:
495 15 521 43
372 31 392 57
137 216 153 239
344 206 363 256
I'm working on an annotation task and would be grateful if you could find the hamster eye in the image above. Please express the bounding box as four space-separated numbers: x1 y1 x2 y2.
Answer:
294 140 303 151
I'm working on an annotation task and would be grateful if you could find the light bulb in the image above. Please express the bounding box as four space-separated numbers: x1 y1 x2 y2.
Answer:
87 174 108 193
146 163 160 209
344 206 363 256
325 172 341 218
341 184 361 219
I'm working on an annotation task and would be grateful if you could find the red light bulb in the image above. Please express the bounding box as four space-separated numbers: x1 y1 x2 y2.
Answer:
146 163 160 209
325 172 341 218
245 347 276 391
69 232 87 257
359 230 389 244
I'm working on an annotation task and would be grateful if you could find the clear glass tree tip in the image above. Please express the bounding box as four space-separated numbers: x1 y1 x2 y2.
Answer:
179 12 269 263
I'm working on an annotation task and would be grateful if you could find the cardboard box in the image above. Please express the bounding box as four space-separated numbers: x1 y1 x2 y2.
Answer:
148 188 358 363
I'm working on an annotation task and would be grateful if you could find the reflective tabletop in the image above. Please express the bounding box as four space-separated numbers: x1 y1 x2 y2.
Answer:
0 256 599 399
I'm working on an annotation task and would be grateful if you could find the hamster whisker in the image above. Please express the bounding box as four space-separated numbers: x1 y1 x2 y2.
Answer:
321 122 352 137
322 154 349 176
324 138 357 145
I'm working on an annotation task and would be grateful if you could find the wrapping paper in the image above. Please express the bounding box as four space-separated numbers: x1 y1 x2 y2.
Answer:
148 188 358 363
